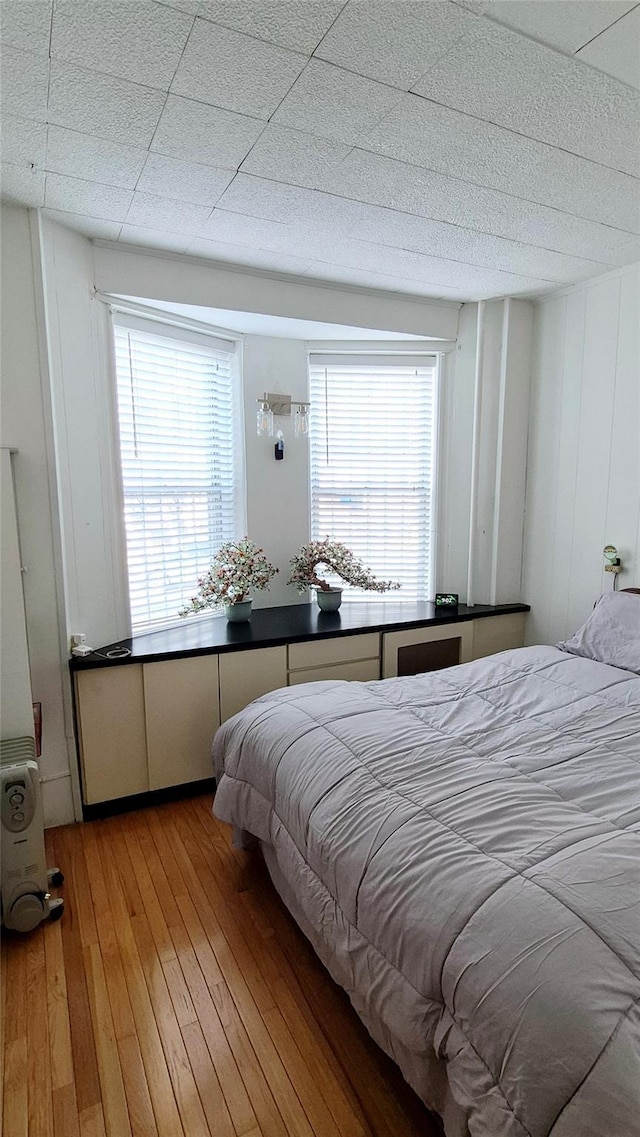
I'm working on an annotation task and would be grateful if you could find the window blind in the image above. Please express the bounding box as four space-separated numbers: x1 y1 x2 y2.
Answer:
309 354 437 603
113 315 240 634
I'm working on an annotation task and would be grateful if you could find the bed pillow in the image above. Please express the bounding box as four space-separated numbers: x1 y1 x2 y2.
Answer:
557 591 640 674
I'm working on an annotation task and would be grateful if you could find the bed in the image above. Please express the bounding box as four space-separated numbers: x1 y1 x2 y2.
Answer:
212 598 640 1137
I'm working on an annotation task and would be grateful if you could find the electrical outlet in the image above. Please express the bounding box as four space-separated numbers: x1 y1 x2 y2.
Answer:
70 633 86 649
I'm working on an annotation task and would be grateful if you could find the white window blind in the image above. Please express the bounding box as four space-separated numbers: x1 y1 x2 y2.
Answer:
309 354 437 602
113 314 240 634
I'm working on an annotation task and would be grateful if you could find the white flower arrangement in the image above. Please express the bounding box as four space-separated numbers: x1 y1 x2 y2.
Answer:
288 538 400 594
180 538 278 615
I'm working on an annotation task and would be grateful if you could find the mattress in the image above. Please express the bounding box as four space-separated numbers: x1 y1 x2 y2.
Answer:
212 645 640 1136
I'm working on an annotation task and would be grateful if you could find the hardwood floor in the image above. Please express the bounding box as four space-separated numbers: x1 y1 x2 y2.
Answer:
1 794 443 1137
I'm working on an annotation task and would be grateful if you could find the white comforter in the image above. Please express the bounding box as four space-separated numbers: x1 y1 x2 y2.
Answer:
212 646 640 1137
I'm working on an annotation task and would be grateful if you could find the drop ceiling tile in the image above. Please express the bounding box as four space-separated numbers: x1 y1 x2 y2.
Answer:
332 149 640 266
216 173 311 222
196 1 344 54
239 124 351 187
151 95 264 168
1 163 45 207
46 126 147 189
272 59 404 145
0 47 49 122
1 116 47 168
576 6 640 91
158 0 200 12
119 225 191 253
314 0 474 90
412 21 640 177
50 1 193 91
45 172 133 221
137 153 234 206
48 61 166 148
186 235 313 274
43 209 122 240
300 260 469 300
126 191 212 234
366 95 640 233
170 18 306 119
0 0 52 55
198 208 290 248
483 1 636 55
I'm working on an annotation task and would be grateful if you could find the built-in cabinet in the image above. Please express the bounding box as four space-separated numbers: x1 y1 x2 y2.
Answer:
74 609 527 807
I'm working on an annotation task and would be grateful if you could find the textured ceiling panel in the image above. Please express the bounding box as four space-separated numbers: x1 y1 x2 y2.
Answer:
1 163 45 207
45 172 133 220
125 191 212 234
119 224 191 253
324 151 640 266
136 153 234 207
187 235 314 274
315 0 474 89
48 61 165 147
239 124 352 186
576 6 640 90
170 18 306 118
2 0 638 303
150 95 263 169
483 1 636 55
367 96 640 232
272 58 404 145
1 115 47 169
0 47 49 121
50 1 193 91
46 126 147 190
0 0 52 56
196 0 344 54
412 21 640 176
213 181 607 282
43 208 122 240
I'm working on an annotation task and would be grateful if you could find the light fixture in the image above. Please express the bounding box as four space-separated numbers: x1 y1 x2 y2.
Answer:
256 392 310 439
256 396 274 437
294 402 310 437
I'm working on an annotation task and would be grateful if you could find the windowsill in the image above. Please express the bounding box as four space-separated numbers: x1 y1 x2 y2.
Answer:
70 599 530 670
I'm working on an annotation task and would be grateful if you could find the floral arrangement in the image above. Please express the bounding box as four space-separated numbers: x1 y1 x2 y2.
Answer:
288 538 400 594
180 538 278 615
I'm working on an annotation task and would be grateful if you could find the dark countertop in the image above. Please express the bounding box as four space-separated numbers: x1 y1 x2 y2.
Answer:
70 600 530 670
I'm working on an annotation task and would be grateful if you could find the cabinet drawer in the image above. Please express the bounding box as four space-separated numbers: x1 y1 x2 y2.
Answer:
288 633 379 671
288 658 380 685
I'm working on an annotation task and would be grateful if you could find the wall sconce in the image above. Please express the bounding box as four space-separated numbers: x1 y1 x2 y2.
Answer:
256 392 310 438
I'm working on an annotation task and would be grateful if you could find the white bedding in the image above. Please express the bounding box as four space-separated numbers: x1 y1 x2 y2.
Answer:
212 645 640 1136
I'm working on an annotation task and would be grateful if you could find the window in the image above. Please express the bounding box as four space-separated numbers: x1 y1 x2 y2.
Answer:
113 313 242 634
309 353 438 602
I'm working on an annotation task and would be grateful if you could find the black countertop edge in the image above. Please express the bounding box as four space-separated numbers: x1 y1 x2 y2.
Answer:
70 601 530 671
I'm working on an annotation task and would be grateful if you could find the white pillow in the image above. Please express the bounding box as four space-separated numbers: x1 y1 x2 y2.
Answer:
557 591 640 674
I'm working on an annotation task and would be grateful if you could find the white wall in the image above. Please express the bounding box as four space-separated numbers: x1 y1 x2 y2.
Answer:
523 263 640 645
0 205 76 826
242 335 311 607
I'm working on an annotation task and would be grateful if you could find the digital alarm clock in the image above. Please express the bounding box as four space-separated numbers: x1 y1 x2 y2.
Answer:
435 593 459 608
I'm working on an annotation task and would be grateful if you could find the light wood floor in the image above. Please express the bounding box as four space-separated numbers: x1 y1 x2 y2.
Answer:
1 794 442 1137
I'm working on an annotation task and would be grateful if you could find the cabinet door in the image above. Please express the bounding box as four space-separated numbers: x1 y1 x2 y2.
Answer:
219 646 287 722
75 666 147 804
382 623 474 679
472 613 526 659
144 656 220 791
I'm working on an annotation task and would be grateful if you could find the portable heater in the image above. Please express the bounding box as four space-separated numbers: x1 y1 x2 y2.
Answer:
1 751 64 932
